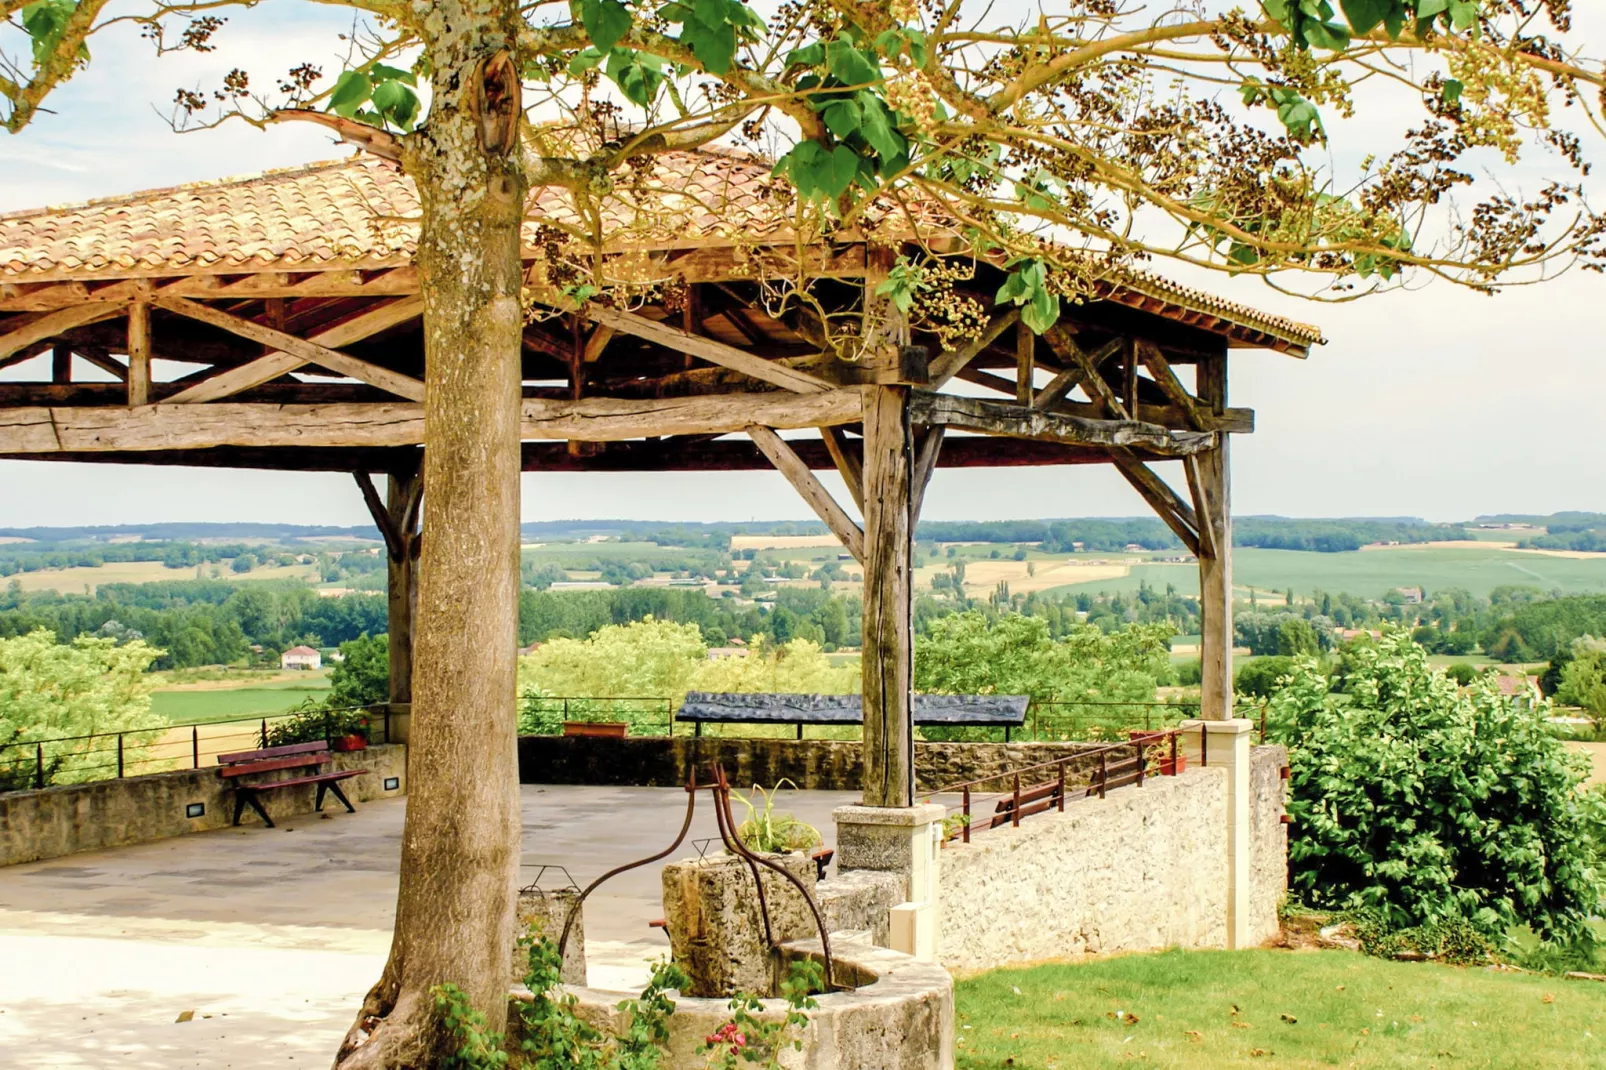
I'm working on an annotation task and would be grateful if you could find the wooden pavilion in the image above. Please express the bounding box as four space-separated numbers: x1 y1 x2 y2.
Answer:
0 148 1321 808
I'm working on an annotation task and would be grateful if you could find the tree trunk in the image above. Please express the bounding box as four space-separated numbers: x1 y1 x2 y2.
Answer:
334 5 527 1066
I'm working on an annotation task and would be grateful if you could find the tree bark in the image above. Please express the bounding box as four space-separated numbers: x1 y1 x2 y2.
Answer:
334 6 527 1066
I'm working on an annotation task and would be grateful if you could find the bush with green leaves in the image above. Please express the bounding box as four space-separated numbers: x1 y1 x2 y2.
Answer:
264 701 371 747
326 632 390 708
1266 631 1606 941
1234 656 1297 699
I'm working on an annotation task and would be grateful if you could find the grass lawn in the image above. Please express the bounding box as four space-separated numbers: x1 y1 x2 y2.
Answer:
954 948 1606 1069
150 675 331 724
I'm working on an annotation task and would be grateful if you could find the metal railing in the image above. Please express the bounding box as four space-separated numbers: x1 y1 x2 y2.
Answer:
0 705 394 793
924 724 1201 843
518 697 676 738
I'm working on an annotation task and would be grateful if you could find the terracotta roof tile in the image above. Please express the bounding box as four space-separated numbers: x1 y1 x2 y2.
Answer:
0 151 1321 350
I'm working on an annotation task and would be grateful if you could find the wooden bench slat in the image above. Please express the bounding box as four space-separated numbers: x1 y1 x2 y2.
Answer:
244 769 366 791
993 780 1061 812
218 754 329 778
217 740 330 765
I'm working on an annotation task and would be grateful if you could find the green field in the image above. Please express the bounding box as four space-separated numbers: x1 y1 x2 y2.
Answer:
150 675 331 724
955 948 1606 1069
1044 545 1606 600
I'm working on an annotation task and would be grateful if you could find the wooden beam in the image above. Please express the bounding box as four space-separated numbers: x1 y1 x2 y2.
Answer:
821 426 865 513
861 383 914 807
1110 449 1200 556
0 270 422 311
1193 350 1233 722
927 309 1020 387
0 389 864 453
153 295 425 402
584 304 834 394
747 425 864 563
581 325 614 364
127 301 151 406
162 296 424 404
76 348 128 382
909 392 1216 456
51 346 72 384
0 301 128 360
1015 322 1034 405
1136 340 1205 431
911 425 945 521
1034 335 1123 411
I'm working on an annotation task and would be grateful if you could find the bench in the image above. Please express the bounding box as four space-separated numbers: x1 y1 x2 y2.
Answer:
675 693 1029 739
217 741 367 828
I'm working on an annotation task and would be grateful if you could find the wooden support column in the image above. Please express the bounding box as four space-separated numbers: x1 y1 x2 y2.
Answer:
861 381 914 807
51 346 71 383
127 301 151 407
355 459 423 707
1194 349 1233 720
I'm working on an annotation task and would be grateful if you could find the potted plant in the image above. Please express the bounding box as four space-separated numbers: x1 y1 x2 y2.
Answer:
331 709 371 752
1128 729 1184 775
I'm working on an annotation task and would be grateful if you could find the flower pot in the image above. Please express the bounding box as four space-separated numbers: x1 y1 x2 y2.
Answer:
332 733 368 752
1159 755 1186 776
562 720 628 739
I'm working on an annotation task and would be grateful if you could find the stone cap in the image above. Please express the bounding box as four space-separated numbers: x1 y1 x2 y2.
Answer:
832 803 947 828
1177 718 1256 736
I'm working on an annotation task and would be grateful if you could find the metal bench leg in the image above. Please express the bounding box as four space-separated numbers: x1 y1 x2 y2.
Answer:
314 781 328 812
325 781 356 814
237 790 275 828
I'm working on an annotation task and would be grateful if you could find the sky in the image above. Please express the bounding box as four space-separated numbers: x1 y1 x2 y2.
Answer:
1 5 1603 528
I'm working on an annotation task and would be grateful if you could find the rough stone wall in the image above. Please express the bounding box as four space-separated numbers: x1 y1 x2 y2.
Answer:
514 887 585 987
0 744 407 867
662 853 820 997
936 768 1229 973
1248 744 1289 945
817 869 905 946
518 735 1104 793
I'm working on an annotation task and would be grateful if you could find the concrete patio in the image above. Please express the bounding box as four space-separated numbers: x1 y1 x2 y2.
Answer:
0 784 856 1069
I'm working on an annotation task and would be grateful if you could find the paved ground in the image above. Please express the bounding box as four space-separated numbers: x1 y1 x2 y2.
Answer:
0 785 857 1069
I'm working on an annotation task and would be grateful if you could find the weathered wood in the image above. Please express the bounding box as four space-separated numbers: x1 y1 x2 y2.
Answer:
75 348 127 381
909 392 1216 456
0 269 422 311
0 389 863 453
584 304 834 394
153 295 426 402
1194 350 1233 721
162 296 424 404
127 301 151 406
861 383 914 808
911 425 945 521
581 325 614 364
747 425 864 563
354 460 422 706
821 426 865 513
1137 340 1205 431
927 309 1020 387
0 301 128 360
51 346 71 384
1110 448 1201 556
1035 335 1123 412
1015 321 1034 405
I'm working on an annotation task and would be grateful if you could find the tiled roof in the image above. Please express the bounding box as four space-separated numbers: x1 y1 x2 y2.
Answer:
0 151 1322 350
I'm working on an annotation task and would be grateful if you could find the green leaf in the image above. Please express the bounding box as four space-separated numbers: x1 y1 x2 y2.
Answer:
568 47 607 75
580 0 633 53
821 144 860 197
822 99 861 138
1304 20 1351 49
1442 78 1464 104
787 42 826 67
826 40 881 86
368 63 416 87
370 79 419 131
21 0 77 65
1338 0 1390 34
1022 286 1060 335
856 94 906 162
328 69 373 118
1416 0 1448 17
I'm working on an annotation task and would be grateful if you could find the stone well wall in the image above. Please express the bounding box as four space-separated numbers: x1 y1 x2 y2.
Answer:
518 735 1103 792
0 744 407 867
937 767 1236 973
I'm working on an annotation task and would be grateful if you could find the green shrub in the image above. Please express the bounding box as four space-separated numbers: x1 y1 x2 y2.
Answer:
1443 662 1478 686
1234 656 1295 699
264 701 369 747
327 632 389 708
1266 631 1606 941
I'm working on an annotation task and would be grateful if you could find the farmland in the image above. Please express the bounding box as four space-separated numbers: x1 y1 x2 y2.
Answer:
148 670 332 724
4 559 322 595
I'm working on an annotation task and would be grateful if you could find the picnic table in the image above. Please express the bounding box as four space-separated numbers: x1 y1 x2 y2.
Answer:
217 741 366 828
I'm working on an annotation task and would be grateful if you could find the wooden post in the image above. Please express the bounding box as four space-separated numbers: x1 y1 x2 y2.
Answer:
127 301 151 406
386 463 422 706
1195 349 1233 720
1015 321 1034 405
861 380 914 807
51 345 71 384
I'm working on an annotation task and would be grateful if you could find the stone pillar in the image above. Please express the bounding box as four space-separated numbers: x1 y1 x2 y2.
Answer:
513 887 585 986
1178 718 1254 949
833 803 945 961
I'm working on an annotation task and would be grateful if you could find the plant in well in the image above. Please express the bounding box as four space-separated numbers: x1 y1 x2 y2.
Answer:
731 781 823 855
699 959 821 1070
1265 631 1606 941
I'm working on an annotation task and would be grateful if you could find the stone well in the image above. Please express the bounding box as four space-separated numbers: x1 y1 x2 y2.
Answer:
509 937 954 1070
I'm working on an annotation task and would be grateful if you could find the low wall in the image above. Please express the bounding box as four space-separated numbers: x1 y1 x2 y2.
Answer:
1248 745 1290 945
0 744 407 867
518 735 1102 792
936 767 1229 973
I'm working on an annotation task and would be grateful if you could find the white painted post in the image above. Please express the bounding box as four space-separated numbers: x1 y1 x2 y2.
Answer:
1179 718 1254 949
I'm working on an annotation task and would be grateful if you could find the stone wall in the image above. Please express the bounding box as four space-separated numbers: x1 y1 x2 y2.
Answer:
519 735 1103 793
935 768 1229 973
1248 744 1289 945
0 744 407 867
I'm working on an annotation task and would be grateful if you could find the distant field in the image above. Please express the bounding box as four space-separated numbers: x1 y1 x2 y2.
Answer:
1043 545 1606 599
730 534 843 550
918 557 1132 596
150 673 331 724
6 560 320 594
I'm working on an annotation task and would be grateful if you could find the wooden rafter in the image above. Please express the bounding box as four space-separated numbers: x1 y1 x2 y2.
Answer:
927 309 1020 387
821 426 865 513
747 425 864 563
153 295 425 402
1136 340 1205 431
127 301 151 406
0 301 128 360
1110 448 1201 556
585 304 834 394
908 392 1216 456
162 296 424 404
1015 322 1034 405
0 269 422 313
912 426 945 520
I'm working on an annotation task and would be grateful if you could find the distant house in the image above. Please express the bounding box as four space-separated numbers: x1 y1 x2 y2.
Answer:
1394 586 1424 604
281 645 321 670
707 646 750 660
